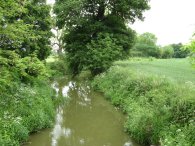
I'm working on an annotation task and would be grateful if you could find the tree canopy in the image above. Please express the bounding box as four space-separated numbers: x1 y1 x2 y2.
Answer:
131 32 160 57
0 0 52 60
171 43 189 58
54 0 150 75
55 0 150 29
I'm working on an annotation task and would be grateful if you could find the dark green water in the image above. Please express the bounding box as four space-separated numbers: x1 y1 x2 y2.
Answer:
24 78 141 146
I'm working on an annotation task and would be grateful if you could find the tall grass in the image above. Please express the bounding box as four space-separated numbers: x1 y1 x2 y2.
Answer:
0 51 56 145
115 58 195 84
93 66 195 146
0 80 55 145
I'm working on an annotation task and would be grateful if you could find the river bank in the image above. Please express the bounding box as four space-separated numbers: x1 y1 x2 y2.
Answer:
93 66 195 146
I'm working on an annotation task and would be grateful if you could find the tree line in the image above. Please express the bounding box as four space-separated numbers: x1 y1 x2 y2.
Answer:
130 32 190 58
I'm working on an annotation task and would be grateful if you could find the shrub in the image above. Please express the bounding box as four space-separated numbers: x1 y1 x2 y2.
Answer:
160 45 174 58
0 50 55 145
47 55 69 77
0 82 55 145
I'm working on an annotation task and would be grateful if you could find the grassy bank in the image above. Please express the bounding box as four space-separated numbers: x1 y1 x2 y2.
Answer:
0 81 55 145
0 51 56 145
93 62 195 146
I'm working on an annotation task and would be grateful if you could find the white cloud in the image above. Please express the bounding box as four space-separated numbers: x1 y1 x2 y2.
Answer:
130 0 195 45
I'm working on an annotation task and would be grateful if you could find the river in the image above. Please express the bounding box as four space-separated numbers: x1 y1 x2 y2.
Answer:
23 77 141 146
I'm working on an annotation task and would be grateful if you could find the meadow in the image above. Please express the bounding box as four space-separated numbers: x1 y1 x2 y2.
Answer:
115 58 195 84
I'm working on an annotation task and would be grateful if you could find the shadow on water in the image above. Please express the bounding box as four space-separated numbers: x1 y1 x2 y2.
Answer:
24 77 142 146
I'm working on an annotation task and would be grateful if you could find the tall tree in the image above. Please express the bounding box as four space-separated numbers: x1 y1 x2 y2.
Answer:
0 0 52 60
0 0 34 50
54 0 150 75
21 0 53 60
132 32 160 57
171 43 189 58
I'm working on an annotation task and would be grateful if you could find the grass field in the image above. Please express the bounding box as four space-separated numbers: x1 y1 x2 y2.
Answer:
115 58 195 84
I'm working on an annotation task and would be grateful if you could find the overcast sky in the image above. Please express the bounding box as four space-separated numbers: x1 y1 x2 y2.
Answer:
47 0 195 46
47 0 55 5
131 0 195 45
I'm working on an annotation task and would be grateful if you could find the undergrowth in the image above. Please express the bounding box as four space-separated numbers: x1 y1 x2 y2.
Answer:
0 51 55 145
93 66 195 146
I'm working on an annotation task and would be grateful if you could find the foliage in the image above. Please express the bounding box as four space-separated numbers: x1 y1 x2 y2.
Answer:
47 54 69 77
93 66 195 145
160 123 195 146
21 0 53 60
0 52 55 145
0 50 49 83
85 33 123 75
0 81 55 145
54 0 150 30
0 0 34 49
0 0 52 60
54 0 150 75
187 36 195 66
160 45 174 58
171 43 189 58
131 32 160 58
0 1 55 145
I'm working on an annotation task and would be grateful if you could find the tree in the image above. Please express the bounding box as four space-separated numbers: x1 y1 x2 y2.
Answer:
0 0 34 50
171 43 189 58
0 0 52 60
54 0 150 75
21 0 53 60
160 45 174 59
131 32 160 57
187 35 195 65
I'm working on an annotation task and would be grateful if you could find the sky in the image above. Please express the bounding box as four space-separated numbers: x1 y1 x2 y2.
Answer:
47 0 195 46
131 0 195 45
47 0 55 5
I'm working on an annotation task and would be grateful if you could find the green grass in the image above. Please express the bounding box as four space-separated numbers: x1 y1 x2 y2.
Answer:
115 58 195 84
46 55 58 63
93 65 195 146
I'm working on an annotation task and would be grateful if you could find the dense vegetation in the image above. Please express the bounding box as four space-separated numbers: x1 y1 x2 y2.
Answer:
0 0 55 145
131 32 190 58
93 61 195 146
188 35 195 65
54 0 150 75
1 0 195 145
131 32 160 58
0 50 55 145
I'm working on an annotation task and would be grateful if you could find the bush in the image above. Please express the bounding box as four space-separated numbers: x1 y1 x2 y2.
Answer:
93 66 195 145
160 45 174 58
0 50 50 83
86 33 123 75
0 50 55 145
0 81 55 145
47 55 69 77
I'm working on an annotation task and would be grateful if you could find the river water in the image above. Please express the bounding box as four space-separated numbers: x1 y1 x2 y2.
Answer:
24 77 141 146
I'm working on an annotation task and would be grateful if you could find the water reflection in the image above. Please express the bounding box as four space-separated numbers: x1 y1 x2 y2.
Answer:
62 81 74 97
51 106 64 146
24 78 141 146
